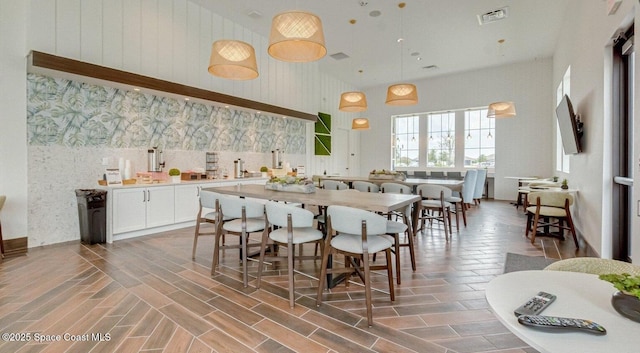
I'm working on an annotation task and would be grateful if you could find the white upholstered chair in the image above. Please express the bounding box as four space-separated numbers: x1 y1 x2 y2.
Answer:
416 184 452 240
352 181 380 193
212 195 266 287
382 203 416 284
544 257 640 276
256 201 324 307
316 205 395 327
460 169 477 208
322 180 348 190
473 169 487 204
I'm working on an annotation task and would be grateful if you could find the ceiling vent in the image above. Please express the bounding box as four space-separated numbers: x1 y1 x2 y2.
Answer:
477 7 509 25
422 65 438 70
330 52 350 60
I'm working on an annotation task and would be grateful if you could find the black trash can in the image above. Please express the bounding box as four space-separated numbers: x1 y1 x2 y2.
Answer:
75 189 107 244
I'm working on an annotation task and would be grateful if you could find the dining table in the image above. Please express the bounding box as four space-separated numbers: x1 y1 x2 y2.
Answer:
486 270 639 353
203 184 422 287
317 175 464 192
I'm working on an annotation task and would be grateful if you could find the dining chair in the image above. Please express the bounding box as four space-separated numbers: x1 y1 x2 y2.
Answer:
0 195 5 258
416 184 452 240
446 171 463 180
192 190 227 260
256 201 324 307
473 169 487 204
382 203 416 284
380 182 412 194
460 169 477 208
413 171 428 179
322 180 348 190
517 179 560 212
525 191 579 248
316 205 395 327
352 181 380 193
429 171 445 179
212 195 266 287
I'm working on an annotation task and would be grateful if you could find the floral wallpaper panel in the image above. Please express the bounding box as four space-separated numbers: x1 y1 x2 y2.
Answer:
26 73 306 153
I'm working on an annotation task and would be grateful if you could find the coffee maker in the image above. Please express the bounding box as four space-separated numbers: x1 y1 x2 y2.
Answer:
147 147 165 172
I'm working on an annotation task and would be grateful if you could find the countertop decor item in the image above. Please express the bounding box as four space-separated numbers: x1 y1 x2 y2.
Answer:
265 176 316 193
169 168 181 183
368 169 406 181
599 273 640 323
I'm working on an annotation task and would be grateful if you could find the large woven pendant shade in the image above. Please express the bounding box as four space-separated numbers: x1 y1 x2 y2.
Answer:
487 101 516 118
385 83 418 105
268 11 326 62
208 40 258 80
339 91 368 112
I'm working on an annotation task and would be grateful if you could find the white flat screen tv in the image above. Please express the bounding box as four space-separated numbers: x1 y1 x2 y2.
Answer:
555 94 583 154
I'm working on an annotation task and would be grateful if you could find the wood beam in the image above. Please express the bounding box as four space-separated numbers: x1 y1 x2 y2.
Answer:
29 51 317 122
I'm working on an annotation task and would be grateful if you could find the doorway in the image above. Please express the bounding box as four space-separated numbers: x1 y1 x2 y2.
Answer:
612 25 634 262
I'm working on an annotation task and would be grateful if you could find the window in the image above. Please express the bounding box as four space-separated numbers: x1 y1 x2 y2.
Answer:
392 115 419 167
556 66 571 173
391 108 494 170
427 112 455 167
464 108 495 168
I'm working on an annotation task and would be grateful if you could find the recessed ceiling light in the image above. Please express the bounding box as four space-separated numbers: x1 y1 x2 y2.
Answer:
133 88 140 91
184 98 190 101
410 52 419 56
247 10 262 19
369 10 381 17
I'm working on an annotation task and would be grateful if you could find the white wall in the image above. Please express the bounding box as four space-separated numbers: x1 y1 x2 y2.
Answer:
0 0 28 240
551 0 635 258
0 0 357 247
360 59 554 201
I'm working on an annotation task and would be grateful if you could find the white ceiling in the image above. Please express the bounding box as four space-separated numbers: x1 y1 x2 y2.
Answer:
196 0 570 89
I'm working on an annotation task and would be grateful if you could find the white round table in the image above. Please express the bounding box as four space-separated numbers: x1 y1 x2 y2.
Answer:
486 270 640 353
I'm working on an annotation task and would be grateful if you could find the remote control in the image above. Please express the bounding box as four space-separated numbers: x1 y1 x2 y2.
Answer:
517 315 606 335
514 291 556 316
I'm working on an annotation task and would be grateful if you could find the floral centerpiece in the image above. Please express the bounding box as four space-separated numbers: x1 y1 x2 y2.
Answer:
368 169 406 181
265 175 316 193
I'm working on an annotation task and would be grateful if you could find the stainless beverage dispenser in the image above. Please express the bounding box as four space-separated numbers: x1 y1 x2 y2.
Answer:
234 158 244 178
272 149 283 169
147 147 165 172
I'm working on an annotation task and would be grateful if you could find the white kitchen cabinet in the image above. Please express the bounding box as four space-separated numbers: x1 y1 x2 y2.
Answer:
112 186 175 234
107 178 267 242
174 183 202 223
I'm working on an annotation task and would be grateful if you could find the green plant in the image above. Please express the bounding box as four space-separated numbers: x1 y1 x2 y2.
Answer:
599 273 640 299
260 166 268 172
168 168 181 176
561 179 568 186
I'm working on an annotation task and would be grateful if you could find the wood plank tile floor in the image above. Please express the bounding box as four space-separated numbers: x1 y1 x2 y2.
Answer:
0 200 595 353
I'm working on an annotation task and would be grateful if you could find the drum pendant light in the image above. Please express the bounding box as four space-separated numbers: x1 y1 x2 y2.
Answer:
208 40 258 80
386 3 418 106
352 118 370 130
339 19 367 112
487 101 516 118
268 11 326 62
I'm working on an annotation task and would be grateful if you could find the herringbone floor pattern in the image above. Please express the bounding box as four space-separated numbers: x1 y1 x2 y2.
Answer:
0 200 593 353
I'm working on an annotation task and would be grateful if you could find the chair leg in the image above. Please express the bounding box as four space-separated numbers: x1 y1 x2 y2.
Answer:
385 249 395 302
566 215 579 249
255 229 270 289
531 212 540 245
394 234 401 285
241 230 249 288
460 202 467 227
211 222 224 276
316 238 332 307
525 212 533 238
407 229 416 271
288 240 295 308
192 217 201 260
363 252 373 327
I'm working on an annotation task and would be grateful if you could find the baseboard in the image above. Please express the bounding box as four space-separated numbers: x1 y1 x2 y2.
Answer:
3 237 28 257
